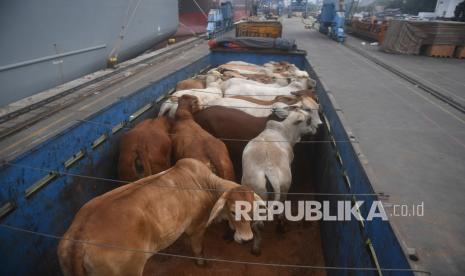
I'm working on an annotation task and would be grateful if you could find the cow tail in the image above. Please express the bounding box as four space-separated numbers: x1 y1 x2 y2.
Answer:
264 173 280 202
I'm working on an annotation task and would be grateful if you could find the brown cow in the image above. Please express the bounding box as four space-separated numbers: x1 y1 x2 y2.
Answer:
172 95 235 181
58 158 264 276
118 116 172 182
229 89 317 106
194 106 284 181
291 89 318 103
175 78 206 91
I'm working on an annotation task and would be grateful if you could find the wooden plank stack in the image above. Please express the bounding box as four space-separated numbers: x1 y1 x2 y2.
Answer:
455 46 465 59
380 20 465 59
426 45 456 58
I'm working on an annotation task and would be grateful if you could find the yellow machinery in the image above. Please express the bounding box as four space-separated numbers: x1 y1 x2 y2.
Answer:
235 20 282 38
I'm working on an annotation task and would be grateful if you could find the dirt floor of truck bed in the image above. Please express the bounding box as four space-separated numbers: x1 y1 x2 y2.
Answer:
144 219 325 276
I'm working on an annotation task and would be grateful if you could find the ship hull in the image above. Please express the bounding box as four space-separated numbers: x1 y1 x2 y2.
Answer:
176 0 214 36
176 0 249 37
0 0 178 107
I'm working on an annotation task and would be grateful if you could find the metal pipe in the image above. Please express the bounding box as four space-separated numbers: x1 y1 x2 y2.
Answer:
0 44 106 73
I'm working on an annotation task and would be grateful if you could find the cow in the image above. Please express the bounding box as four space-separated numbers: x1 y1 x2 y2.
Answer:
58 158 265 276
223 76 315 100
175 78 205 91
158 70 223 118
241 105 322 255
218 61 310 85
205 89 318 117
221 71 281 85
232 89 318 104
220 77 285 92
264 61 310 78
204 96 294 117
118 116 172 182
193 105 290 181
172 95 235 181
218 61 273 76
158 87 222 118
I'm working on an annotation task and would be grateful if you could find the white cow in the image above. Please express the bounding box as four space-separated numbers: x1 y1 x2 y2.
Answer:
241 104 322 255
224 76 315 100
158 71 223 118
219 61 311 86
263 61 310 78
204 97 294 117
205 91 318 117
218 61 274 76
221 77 285 92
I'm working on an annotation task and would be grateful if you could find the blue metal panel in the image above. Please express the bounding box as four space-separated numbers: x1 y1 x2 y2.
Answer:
0 50 412 275
0 55 210 275
306 60 413 275
210 50 307 69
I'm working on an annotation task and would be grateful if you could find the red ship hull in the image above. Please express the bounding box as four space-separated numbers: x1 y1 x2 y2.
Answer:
176 0 249 37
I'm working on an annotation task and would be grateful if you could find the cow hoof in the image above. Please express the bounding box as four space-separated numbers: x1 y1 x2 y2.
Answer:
251 246 261 256
196 259 206 267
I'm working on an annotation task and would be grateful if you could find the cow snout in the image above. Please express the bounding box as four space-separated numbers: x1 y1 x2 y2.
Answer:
234 231 253 244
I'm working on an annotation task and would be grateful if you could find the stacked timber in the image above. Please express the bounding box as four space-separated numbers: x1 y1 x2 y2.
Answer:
347 19 389 44
455 46 465 59
380 20 465 58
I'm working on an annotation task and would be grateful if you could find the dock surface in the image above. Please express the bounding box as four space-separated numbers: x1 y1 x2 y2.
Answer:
283 17 465 275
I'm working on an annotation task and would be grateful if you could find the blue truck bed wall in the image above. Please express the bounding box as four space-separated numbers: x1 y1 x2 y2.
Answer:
0 50 412 275
307 62 412 275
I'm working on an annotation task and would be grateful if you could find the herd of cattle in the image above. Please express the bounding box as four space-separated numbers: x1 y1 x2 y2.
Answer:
57 61 323 275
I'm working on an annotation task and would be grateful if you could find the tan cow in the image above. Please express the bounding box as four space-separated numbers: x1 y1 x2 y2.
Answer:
58 158 264 276
175 78 206 91
172 94 235 181
118 116 172 182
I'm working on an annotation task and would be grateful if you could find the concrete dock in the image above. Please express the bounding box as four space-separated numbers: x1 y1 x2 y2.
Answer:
283 17 465 275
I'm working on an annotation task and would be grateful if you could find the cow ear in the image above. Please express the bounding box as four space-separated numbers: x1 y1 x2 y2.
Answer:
288 105 300 111
293 119 304 125
290 90 303 97
207 193 227 226
293 113 306 125
308 78 316 88
169 96 178 103
272 103 290 119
